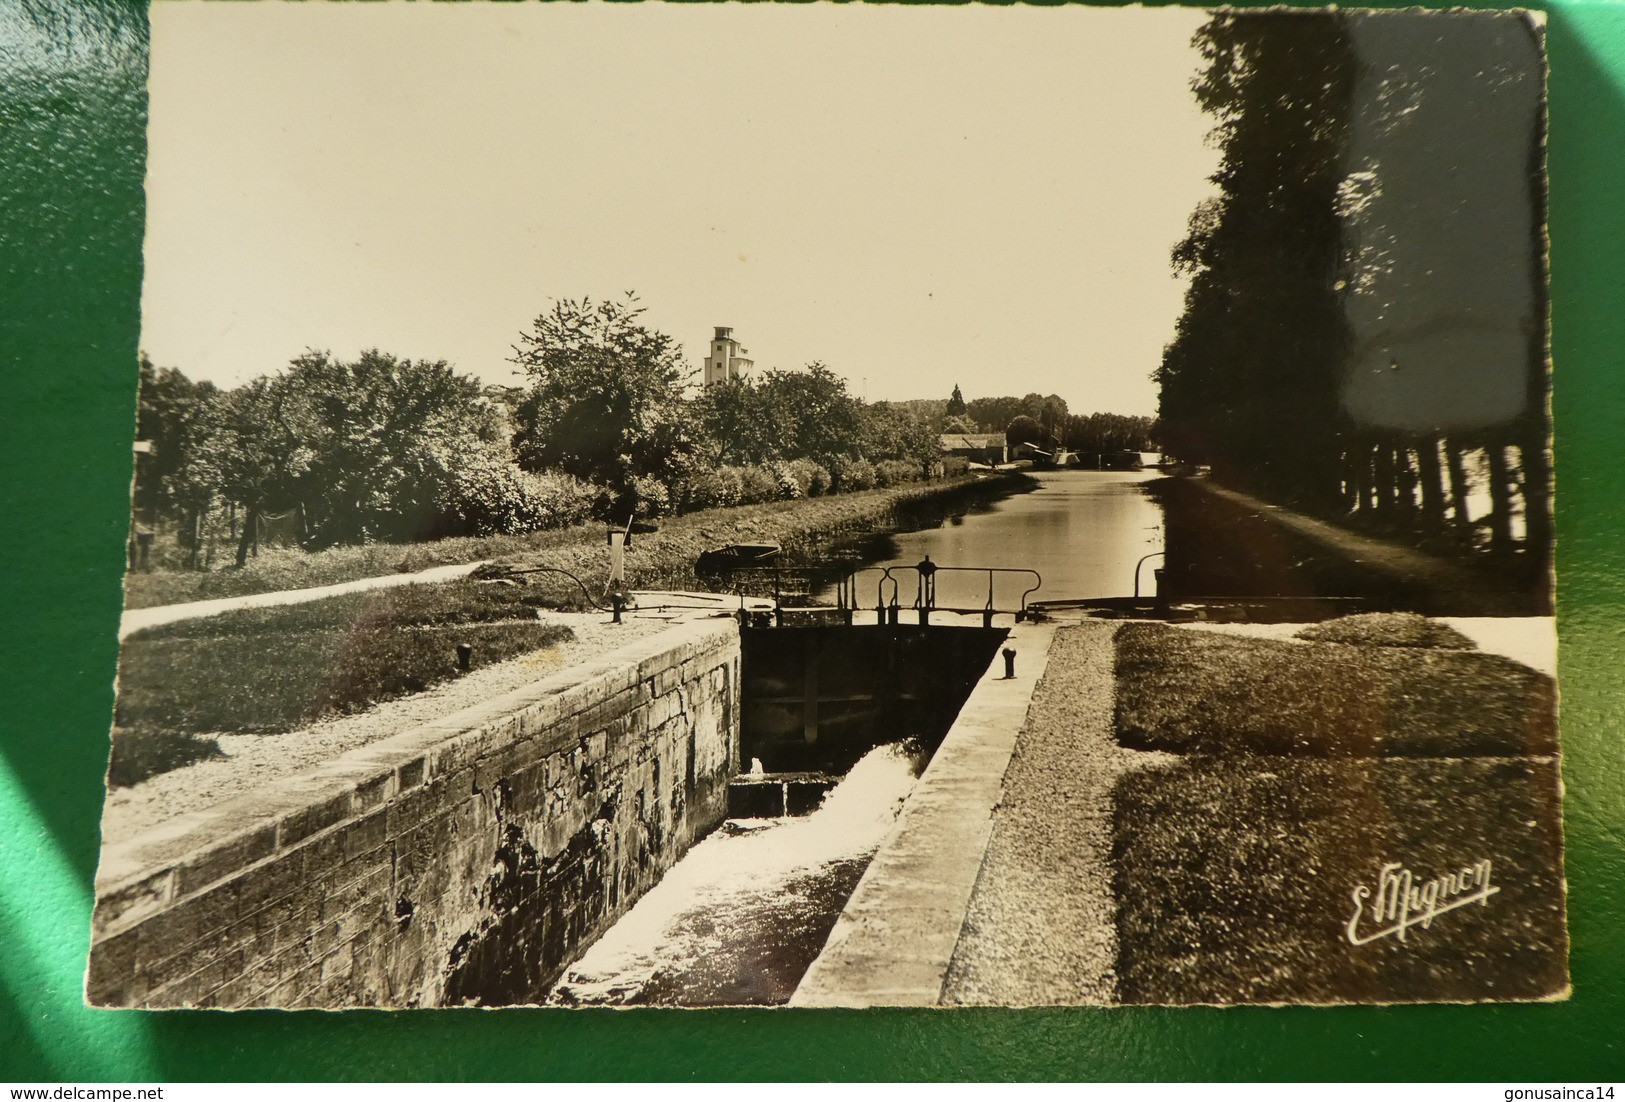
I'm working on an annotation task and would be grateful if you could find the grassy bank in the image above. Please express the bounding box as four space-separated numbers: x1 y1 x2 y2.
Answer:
1111 755 1567 1005
1108 619 1565 1005
1114 623 1556 757
123 471 1030 610
111 582 574 785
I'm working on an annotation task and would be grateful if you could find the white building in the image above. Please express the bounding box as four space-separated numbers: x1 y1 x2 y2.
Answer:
703 326 754 386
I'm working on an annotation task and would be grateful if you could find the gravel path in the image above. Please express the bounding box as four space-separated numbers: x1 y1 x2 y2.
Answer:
942 621 1173 1006
100 610 683 844
118 561 490 639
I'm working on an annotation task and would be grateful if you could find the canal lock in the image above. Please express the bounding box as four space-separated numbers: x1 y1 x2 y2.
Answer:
543 617 1011 1006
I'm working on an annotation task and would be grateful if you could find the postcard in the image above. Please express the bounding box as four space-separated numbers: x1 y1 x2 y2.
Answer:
88 3 1562 1009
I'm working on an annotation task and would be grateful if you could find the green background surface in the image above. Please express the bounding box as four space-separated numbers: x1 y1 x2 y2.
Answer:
2 0 1621 1082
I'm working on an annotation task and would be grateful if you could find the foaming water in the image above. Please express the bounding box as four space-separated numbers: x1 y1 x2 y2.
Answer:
548 742 922 1006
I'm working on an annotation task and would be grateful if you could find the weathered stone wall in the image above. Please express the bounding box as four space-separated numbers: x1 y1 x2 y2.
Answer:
87 617 740 1008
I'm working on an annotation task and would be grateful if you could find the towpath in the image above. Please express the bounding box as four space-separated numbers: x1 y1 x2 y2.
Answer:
941 622 1169 1005
118 561 491 639
1195 480 1540 615
794 619 1159 1007
120 568 766 641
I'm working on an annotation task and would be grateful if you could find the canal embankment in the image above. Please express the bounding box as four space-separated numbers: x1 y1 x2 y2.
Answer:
121 470 1034 617
89 617 740 1008
792 617 1060 1006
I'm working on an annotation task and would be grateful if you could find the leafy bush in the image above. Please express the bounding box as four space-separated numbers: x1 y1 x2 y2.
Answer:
735 464 780 505
440 455 599 535
526 470 602 529
940 456 970 478
787 458 831 497
438 454 535 535
768 461 803 500
681 468 743 512
833 456 876 492
628 475 673 519
874 459 922 488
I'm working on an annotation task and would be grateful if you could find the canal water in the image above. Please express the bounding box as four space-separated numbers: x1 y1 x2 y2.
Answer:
544 471 1171 1006
827 469 1168 609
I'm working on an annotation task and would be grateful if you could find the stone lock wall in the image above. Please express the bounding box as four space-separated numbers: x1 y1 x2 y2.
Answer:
87 618 740 1008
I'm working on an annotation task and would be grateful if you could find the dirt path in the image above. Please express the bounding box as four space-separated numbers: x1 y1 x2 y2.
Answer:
1196 480 1541 614
118 560 491 639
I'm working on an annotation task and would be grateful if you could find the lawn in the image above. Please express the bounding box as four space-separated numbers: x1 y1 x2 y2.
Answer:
1111 755 1567 1005
1108 619 1565 1005
1113 623 1556 757
110 581 574 785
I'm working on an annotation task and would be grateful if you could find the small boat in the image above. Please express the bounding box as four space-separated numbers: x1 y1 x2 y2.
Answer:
695 542 782 574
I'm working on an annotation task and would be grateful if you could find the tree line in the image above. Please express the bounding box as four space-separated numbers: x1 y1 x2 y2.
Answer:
133 296 947 569
1156 11 1549 570
930 388 1157 456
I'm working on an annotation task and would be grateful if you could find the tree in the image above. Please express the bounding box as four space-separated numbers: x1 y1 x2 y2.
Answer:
1006 415 1045 449
1037 394 1069 446
196 374 313 566
966 396 1028 434
751 363 866 470
509 294 692 516
941 413 979 435
1156 11 1355 508
286 350 503 546
886 397 950 430
945 384 967 418
200 350 503 557
692 376 763 467
863 402 941 475
133 355 220 524
1064 412 1157 454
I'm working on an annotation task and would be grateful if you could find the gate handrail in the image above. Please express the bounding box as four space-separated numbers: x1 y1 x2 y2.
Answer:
835 560 1042 623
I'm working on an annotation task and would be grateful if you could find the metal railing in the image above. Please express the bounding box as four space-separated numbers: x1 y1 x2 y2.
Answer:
838 557 1042 627
705 558 1041 627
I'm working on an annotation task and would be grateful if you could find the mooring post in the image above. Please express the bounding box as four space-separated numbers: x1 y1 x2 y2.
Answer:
607 526 629 625
1001 647 1016 679
456 643 473 672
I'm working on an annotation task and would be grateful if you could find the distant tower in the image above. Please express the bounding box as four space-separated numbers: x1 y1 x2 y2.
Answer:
703 326 754 386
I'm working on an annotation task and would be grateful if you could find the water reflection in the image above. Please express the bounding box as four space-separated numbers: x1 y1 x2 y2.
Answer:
547 742 921 1007
827 470 1167 607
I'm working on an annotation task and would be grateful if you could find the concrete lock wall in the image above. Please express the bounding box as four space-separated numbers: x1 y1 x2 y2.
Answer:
87 618 741 1009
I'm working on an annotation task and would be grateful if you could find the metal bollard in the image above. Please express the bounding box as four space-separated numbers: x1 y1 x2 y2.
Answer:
1001 647 1016 679
456 643 473 672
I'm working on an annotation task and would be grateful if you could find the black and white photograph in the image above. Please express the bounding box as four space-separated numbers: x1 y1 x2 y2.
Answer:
87 3 1563 1010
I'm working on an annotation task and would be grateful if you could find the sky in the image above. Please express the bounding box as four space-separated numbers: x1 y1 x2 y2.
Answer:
141 3 1220 416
